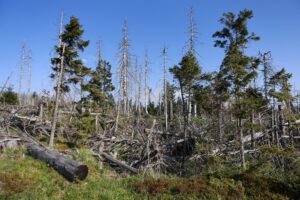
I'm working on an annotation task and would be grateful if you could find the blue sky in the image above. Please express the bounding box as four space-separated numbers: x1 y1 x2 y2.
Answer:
0 0 299 99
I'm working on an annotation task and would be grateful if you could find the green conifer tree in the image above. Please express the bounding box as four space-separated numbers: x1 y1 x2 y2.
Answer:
213 9 260 169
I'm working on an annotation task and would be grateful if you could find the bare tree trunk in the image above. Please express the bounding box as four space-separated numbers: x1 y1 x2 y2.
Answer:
27 50 32 105
19 43 26 105
49 44 65 148
119 20 130 116
144 50 149 114
114 98 120 133
251 109 255 149
239 118 246 170
188 99 192 122
188 6 196 54
170 99 173 121
95 114 99 133
158 92 161 115
49 11 64 148
218 100 223 141
261 51 271 100
137 67 141 115
147 119 156 166
39 102 44 120
163 47 168 131
134 57 138 112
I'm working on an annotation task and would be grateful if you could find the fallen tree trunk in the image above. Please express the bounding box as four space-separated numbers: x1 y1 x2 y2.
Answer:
27 143 88 181
242 131 264 143
99 152 138 174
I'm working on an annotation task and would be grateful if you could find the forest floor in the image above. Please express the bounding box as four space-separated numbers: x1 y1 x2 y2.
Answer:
1 147 298 200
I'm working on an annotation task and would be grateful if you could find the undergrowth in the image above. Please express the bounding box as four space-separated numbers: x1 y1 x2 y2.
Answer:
0 147 299 200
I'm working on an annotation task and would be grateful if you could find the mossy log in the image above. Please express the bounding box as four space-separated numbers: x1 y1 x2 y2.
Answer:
27 143 88 181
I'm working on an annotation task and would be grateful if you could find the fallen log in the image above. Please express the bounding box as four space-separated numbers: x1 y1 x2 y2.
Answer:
242 132 264 143
99 152 138 174
14 114 51 125
27 143 88 181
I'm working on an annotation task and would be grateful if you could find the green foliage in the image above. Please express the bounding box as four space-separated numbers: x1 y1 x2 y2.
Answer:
269 68 292 105
51 16 90 93
83 59 115 111
0 87 18 105
170 52 201 96
63 115 96 147
193 79 214 115
170 52 201 121
213 9 260 118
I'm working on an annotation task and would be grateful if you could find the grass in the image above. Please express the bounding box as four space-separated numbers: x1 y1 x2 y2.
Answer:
0 147 297 200
0 148 140 200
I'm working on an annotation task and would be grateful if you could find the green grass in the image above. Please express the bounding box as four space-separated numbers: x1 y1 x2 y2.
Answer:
0 148 297 200
0 148 141 200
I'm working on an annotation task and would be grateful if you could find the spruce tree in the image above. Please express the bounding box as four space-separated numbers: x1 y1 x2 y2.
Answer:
50 16 90 95
169 51 201 173
84 59 115 111
169 52 201 124
269 68 292 107
213 9 260 169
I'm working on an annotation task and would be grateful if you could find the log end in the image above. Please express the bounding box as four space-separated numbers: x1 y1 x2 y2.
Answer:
75 165 88 180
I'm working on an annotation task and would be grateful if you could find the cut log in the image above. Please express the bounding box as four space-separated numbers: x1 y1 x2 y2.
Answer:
27 143 88 181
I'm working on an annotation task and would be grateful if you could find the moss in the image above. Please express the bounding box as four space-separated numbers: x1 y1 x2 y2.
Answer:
233 173 288 200
1 148 298 200
131 176 245 199
0 149 138 200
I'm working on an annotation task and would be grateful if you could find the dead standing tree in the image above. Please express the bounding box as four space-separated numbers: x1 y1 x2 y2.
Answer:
49 11 64 148
19 43 26 105
188 6 198 122
162 47 168 131
118 20 130 116
49 44 65 148
144 50 149 114
27 50 32 105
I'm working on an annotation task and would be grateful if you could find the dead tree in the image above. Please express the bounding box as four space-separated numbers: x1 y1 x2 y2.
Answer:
134 57 138 112
49 44 65 147
0 72 13 95
118 20 130 115
188 6 197 55
137 64 142 116
260 51 272 100
19 42 26 105
187 6 198 121
144 50 149 114
162 47 168 131
49 11 64 148
27 50 32 105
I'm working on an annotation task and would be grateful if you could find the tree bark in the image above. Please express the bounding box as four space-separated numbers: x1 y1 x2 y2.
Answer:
99 152 137 174
49 44 65 148
251 109 255 149
239 118 246 170
27 143 88 181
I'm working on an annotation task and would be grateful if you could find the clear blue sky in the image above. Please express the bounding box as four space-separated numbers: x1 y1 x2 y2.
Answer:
0 0 299 98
